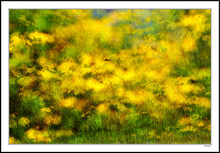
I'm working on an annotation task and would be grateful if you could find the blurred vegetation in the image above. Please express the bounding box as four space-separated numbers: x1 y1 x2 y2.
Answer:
9 9 211 144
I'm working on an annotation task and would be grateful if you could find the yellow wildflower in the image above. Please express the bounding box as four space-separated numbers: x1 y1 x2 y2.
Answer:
17 76 36 87
26 129 51 143
86 78 106 92
9 137 18 144
81 54 93 66
180 125 197 132
178 117 192 126
9 34 26 53
115 87 126 97
29 31 54 44
181 36 196 52
197 122 205 127
164 83 186 104
59 97 77 108
37 57 50 66
41 107 51 113
10 35 23 47
97 103 109 114
18 117 30 126
190 97 210 108
44 115 62 125
123 69 136 82
58 60 76 74
125 90 149 104
179 84 195 93
38 69 54 81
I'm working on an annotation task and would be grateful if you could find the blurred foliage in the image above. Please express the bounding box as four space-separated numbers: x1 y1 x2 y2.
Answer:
9 9 211 144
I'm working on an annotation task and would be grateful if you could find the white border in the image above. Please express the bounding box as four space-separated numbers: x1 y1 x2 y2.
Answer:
1 1 219 152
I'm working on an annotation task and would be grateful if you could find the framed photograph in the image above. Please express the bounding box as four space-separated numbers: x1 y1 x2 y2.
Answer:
1 1 219 152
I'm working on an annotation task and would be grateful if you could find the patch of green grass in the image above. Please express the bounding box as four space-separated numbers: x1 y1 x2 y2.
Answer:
20 96 45 117
46 129 210 144
170 64 191 77
60 108 83 131
10 125 27 140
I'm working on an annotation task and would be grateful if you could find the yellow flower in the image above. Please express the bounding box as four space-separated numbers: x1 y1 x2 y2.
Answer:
164 82 186 104
81 54 93 66
17 76 36 87
125 90 149 104
41 107 51 113
97 103 109 114
115 87 126 97
9 137 18 144
26 129 51 143
123 70 136 82
10 35 22 46
37 57 50 66
197 122 205 127
180 125 197 132
181 36 196 52
26 67 36 74
58 60 76 74
38 69 54 81
145 70 164 81
9 34 26 53
59 97 77 108
44 115 62 125
18 117 30 126
26 129 36 139
145 16 151 22
178 117 192 126
29 31 54 44
94 57 105 68
190 97 210 108
179 84 195 93
180 13 208 37
86 78 106 92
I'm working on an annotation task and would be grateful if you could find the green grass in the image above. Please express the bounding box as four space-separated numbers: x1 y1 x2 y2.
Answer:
16 129 210 144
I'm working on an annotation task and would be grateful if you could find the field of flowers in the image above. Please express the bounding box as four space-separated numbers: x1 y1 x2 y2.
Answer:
9 9 211 144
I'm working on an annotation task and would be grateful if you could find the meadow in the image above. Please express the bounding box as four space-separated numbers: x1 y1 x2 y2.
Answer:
9 9 211 144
